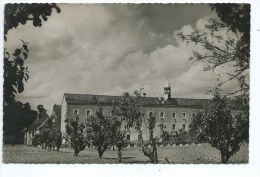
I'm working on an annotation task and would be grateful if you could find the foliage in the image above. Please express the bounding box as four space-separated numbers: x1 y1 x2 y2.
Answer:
3 41 29 106
3 4 61 140
31 105 62 151
118 91 143 130
3 101 37 139
85 107 119 158
177 4 250 95
209 4 250 45
189 92 249 163
4 3 61 41
4 3 61 104
65 115 86 156
118 91 158 163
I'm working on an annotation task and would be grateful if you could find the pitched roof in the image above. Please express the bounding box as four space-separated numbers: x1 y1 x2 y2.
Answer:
63 93 209 108
27 111 49 131
52 104 61 117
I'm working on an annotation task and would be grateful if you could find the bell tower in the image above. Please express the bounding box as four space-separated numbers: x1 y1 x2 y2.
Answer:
164 80 171 100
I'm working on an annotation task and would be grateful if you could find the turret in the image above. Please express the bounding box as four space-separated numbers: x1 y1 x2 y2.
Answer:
164 80 171 100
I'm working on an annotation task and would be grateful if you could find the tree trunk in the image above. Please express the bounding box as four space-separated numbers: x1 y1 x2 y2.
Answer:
74 149 78 156
221 151 230 164
98 149 103 158
118 148 122 163
138 129 158 164
152 139 158 163
116 139 124 163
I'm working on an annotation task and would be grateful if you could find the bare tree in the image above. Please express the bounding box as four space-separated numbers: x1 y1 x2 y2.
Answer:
177 4 250 96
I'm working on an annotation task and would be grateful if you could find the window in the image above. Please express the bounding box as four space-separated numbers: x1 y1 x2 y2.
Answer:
73 109 79 116
172 112 176 118
32 132 35 137
182 112 186 117
182 124 186 130
86 109 91 116
127 135 130 140
172 124 176 130
159 112 164 118
192 112 196 118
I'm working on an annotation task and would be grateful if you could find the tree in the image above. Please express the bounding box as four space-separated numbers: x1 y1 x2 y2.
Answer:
21 102 37 128
3 41 29 106
189 92 249 163
140 113 158 163
4 3 61 104
65 115 86 156
3 4 61 141
107 105 126 163
118 91 158 163
86 107 117 158
177 4 250 95
4 3 61 41
209 4 250 46
3 101 37 145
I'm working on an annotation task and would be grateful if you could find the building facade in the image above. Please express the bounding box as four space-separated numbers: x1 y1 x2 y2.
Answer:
60 81 211 141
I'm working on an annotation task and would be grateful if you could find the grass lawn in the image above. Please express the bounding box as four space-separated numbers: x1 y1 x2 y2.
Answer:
2 144 248 164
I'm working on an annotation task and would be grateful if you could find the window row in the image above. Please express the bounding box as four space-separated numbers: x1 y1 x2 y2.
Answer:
73 109 197 118
149 111 196 118
73 109 92 116
159 123 186 131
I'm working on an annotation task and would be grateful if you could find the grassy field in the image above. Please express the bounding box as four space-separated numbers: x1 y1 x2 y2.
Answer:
2 144 248 164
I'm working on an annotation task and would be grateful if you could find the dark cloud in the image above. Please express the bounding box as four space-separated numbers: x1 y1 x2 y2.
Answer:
5 4 222 112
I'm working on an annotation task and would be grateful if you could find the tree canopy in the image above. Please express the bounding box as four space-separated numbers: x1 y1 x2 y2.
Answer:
189 92 249 163
4 3 60 41
4 4 61 105
178 4 250 95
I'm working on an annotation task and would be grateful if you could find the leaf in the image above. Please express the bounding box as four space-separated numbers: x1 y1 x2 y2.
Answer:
16 58 24 66
23 44 29 52
42 15 48 21
23 52 28 59
13 49 21 57
17 81 24 93
24 73 29 81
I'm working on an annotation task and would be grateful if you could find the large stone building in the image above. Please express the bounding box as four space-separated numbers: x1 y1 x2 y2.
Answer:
60 81 211 141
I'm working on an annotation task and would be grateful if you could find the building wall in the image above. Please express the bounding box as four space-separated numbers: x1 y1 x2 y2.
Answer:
61 100 67 134
143 107 201 139
24 131 35 145
61 103 112 135
60 100 204 141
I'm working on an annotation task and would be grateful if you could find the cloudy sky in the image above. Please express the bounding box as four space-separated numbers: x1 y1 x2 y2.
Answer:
5 4 237 113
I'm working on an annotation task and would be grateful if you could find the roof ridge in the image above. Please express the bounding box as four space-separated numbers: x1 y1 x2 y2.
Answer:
64 93 210 100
